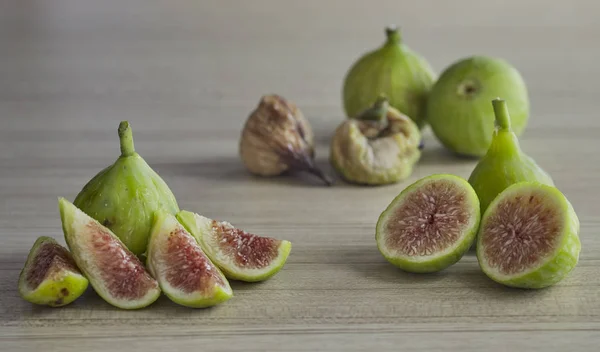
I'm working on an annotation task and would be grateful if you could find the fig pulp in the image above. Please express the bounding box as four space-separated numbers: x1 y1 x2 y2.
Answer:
343 26 436 128
330 96 422 185
477 182 580 289
59 198 161 309
74 121 179 257
468 99 554 214
146 211 232 308
18 236 89 307
177 210 292 282
426 56 530 156
376 174 480 273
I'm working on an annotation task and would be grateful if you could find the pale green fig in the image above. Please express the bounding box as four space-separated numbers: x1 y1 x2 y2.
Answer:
342 26 436 128
468 99 554 214
59 198 161 309
177 210 292 282
147 211 233 308
330 96 422 185
427 56 530 156
376 174 480 273
477 182 580 289
74 121 179 257
18 236 89 307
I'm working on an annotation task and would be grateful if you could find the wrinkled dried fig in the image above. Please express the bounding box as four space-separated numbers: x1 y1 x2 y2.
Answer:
239 94 331 185
330 96 422 185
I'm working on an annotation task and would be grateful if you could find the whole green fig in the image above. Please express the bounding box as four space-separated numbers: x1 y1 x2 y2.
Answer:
74 121 179 257
426 56 529 157
468 99 554 214
342 26 436 128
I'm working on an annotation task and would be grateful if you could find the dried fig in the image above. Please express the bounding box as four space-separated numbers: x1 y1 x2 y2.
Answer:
239 94 331 185
330 96 421 185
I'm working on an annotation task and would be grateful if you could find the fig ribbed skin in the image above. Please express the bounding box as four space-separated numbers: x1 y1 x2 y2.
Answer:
343 27 436 129
74 121 179 257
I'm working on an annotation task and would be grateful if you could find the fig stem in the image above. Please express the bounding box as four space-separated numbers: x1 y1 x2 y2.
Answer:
357 95 389 123
118 121 136 157
492 98 512 131
385 26 402 44
307 166 334 186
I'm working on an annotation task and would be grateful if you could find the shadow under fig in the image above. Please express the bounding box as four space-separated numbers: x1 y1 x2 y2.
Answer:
417 143 480 166
151 156 344 188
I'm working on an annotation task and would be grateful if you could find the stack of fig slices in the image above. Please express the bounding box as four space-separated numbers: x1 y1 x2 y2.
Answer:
18 121 291 309
376 99 581 289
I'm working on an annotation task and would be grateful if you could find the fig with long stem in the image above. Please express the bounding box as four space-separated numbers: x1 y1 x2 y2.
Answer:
468 98 554 213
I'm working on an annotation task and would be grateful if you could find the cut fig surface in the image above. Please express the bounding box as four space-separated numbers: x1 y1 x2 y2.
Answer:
18 236 89 307
146 211 232 308
59 198 161 309
376 174 480 273
177 210 292 282
477 182 580 289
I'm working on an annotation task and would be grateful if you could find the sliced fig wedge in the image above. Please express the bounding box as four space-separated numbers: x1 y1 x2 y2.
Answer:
477 182 581 289
146 211 232 308
58 198 161 309
376 174 481 273
177 210 292 282
18 236 89 307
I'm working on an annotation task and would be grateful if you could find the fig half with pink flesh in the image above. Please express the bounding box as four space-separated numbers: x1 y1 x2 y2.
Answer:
59 198 161 309
177 210 292 282
376 174 480 273
477 182 580 289
146 211 232 308
18 236 89 307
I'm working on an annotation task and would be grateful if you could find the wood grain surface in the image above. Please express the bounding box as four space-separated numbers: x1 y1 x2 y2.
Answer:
1 1 599 351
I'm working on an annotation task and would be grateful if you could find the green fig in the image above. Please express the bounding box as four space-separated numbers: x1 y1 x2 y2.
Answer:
330 96 422 185
18 236 89 307
426 56 529 156
342 26 436 128
468 99 554 214
477 182 580 289
74 121 179 257
376 174 480 273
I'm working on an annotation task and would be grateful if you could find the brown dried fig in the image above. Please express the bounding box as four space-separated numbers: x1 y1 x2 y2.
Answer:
239 94 331 185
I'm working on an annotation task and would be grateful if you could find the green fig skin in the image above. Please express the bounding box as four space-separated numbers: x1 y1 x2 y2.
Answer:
427 56 529 156
476 182 580 289
342 26 436 129
74 121 179 257
468 99 554 214
18 236 89 307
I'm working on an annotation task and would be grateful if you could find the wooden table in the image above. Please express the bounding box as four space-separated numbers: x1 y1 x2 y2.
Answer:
1 1 599 351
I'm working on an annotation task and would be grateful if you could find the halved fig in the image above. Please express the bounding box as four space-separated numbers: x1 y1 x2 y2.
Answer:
146 211 232 308
376 174 480 273
477 182 581 289
58 197 161 309
18 236 89 307
177 210 292 282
